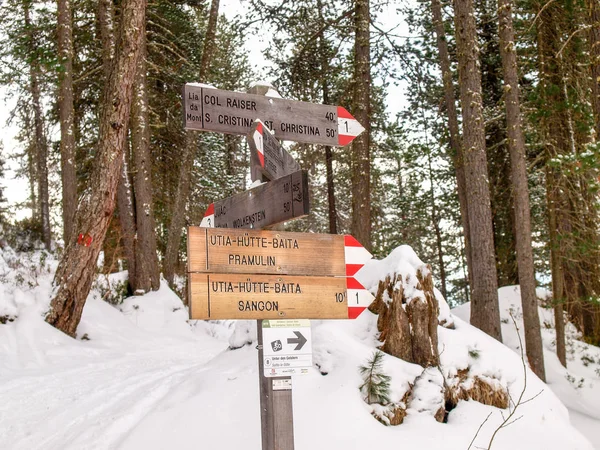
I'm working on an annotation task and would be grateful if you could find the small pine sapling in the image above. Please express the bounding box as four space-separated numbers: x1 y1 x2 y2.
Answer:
359 350 392 405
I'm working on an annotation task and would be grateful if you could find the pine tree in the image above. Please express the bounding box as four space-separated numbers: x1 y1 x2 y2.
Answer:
359 350 391 405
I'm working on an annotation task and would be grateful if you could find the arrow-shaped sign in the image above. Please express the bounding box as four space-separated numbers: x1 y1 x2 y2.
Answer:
287 331 307 351
183 85 365 147
199 170 309 230
249 120 300 182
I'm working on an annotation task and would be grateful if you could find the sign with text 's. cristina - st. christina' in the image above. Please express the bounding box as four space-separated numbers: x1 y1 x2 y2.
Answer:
182 84 364 146
186 227 375 320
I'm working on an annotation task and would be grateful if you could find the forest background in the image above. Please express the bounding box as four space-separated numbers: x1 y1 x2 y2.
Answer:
0 0 599 380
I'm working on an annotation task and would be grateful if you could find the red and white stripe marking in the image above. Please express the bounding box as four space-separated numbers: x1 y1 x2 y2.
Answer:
200 203 215 228
344 235 374 319
253 121 265 168
337 107 365 146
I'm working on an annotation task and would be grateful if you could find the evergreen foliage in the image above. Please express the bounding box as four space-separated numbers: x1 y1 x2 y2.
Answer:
359 350 392 405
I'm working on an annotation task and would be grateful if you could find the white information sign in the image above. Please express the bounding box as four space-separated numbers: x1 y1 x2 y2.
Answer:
262 319 312 377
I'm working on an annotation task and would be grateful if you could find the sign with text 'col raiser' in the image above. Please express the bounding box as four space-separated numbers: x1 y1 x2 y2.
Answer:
187 227 375 320
183 84 364 146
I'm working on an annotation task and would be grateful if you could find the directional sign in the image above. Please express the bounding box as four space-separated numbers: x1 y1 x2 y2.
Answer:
187 228 347 276
262 319 312 377
199 170 309 229
189 273 349 320
183 85 365 146
249 120 300 182
188 273 372 320
187 228 376 319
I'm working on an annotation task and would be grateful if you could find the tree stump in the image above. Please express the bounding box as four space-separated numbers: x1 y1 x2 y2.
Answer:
369 265 439 367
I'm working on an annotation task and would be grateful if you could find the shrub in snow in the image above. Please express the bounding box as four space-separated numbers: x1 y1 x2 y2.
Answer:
359 350 408 425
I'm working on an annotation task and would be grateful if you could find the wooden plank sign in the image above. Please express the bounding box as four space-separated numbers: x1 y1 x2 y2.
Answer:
187 228 376 319
183 85 364 146
188 273 353 320
188 228 346 276
199 170 309 230
249 120 300 182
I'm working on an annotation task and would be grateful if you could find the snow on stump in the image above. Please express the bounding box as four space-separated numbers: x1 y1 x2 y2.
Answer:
370 265 439 368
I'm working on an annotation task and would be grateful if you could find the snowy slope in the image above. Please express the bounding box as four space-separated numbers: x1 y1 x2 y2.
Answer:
0 246 598 450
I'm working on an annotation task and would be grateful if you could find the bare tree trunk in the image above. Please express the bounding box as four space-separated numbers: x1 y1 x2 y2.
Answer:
351 0 371 250
453 0 502 341
430 0 472 292
163 0 220 286
24 1 51 250
589 0 600 137
131 22 160 293
57 0 77 244
498 0 545 380
46 0 147 337
538 1 573 363
547 178 567 366
317 0 338 235
116 150 137 289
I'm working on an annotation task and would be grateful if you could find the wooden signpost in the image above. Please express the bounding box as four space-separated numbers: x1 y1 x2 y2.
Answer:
183 84 365 146
248 120 301 182
199 170 309 230
188 273 351 320
184 82 367 450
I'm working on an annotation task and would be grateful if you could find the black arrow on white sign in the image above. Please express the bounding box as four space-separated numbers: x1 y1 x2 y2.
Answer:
287 331 307 351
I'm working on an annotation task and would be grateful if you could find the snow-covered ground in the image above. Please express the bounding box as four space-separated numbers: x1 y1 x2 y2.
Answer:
0 245 598 449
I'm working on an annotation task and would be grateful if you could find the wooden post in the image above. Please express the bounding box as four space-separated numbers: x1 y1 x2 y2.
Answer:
251 82 295 450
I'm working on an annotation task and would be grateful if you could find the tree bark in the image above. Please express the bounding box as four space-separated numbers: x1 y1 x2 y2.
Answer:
318 0 338 235
24 1 51 250
453 0 502 341
430 0 472 292
131 18 160 293
589 0 600 137
498 0 545 380
351 0 371 250
57 0 77 244
46 0 147 337
116 150 137 289
163 0 220 286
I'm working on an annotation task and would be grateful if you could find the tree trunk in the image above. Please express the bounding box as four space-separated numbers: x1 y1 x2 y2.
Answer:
163 0 220 286
46 0 147 337
370 268 440 368
317 0 338 235
430 0 472 292
24 1 51 250
116 150 137 289
589 0 600 137
453 0 502 341
131 18 160 293
57 0 77 244
351 0 371 250
498 0 545 381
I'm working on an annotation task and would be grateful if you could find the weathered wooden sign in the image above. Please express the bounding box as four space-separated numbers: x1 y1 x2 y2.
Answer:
183 84 364 146
187 227 346 276
187 228 376 319
199 170 309 229
249 120 300 182
188 273 351 320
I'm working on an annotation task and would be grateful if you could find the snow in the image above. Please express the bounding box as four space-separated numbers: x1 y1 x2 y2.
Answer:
0 246 598 449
